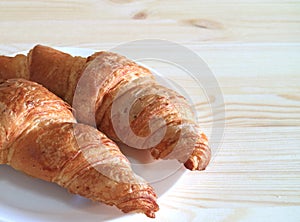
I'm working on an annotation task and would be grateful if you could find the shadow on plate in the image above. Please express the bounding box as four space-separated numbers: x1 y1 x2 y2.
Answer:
0 145 186 220
0 165 125 220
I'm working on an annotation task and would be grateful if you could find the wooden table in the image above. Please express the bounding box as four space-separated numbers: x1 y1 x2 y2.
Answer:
0 1 299 221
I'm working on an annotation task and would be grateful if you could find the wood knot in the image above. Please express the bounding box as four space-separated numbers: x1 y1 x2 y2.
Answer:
132 11 148 20
110 0 135 3
185 19 223 30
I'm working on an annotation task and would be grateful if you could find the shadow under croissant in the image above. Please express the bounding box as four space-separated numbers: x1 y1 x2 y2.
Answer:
118 143 187 196
0 165 126 220
0 163 186 220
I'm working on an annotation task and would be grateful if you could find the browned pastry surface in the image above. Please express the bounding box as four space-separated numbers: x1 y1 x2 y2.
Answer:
0 78 158 218
0 45 211 170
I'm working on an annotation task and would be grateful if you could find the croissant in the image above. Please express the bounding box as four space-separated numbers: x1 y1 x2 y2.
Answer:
0 45 211 170
0 78 158 218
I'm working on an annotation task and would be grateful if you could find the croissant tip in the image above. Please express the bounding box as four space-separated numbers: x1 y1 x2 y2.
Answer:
184 156 210 171
120 208 158 219
117 193 159 218
139 204 159 218
145 210 156 218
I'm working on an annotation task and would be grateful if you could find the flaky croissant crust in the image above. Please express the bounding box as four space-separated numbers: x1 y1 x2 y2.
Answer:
0 45 211 171
0 79 158 218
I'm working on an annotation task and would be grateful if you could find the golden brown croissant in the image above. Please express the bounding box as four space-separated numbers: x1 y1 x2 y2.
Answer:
0 45 211 170
0 78 158 218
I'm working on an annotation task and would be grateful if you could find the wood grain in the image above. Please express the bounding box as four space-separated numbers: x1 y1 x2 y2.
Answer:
0 0 299 221
0 0 299 44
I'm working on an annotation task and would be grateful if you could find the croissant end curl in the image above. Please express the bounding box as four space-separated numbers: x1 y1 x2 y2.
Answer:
0 45 211 170
0 79 158 218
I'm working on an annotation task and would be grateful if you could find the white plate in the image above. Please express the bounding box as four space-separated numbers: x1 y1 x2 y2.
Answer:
0 47 186 222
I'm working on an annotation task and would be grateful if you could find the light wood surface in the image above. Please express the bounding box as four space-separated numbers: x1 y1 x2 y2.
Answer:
0 0 299 221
